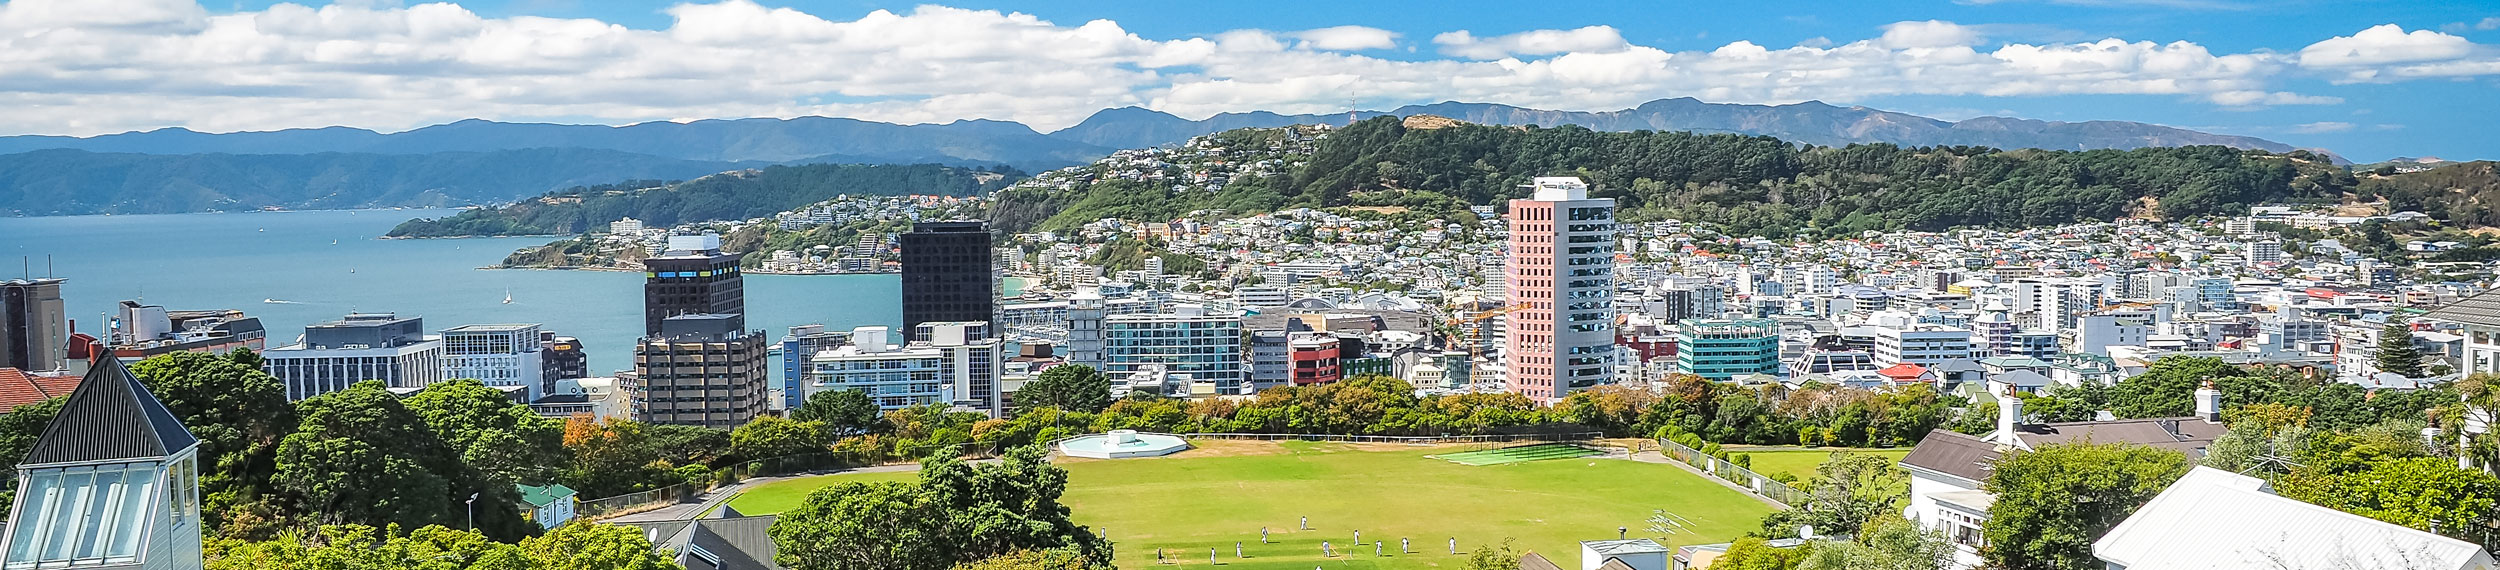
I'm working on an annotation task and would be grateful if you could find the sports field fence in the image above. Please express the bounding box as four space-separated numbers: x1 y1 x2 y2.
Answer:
1655 437 1800 509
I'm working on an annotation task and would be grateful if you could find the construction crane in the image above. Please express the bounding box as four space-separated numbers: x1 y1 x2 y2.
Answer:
1443 302 1530 392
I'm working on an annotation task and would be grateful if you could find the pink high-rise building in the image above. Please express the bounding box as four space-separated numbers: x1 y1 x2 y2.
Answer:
1506 177 1617 403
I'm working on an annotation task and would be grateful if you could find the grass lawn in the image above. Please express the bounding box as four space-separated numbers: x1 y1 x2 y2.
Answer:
1727 447 1911 482
730 440 1776 569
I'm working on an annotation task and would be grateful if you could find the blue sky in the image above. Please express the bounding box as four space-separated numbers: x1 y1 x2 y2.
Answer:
14 0 2500 160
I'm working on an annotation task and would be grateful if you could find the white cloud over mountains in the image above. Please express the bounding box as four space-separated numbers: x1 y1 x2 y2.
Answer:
0 0 2495 136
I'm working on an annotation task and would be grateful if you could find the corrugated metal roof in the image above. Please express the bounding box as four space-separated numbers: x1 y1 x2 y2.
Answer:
2095 467 2496 570
2424 287 2500 328
1900 429 2000 483
20 357 197 466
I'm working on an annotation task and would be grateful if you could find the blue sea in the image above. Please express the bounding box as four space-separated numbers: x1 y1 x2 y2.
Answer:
0 209 900 373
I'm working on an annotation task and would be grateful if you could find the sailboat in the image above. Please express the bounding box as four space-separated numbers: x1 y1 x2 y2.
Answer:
503 288 513 305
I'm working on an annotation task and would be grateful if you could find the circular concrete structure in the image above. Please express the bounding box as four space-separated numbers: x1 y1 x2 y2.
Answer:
1058 430 1191 459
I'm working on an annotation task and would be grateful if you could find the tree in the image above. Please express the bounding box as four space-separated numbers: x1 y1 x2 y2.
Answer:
402 378 566 485
1796 517 1954 570
128 351 297 533
949 549 1103 570
731 415 831 461
2376 324 2426 378
2277 457 2500 549
1711 537 1815 570
205 522 678 570
1758 452 1907 539
770 481 948 570
793 389 883 436
0 397 65 513
769 445 1104 570
1461 538 1522 570
274 381 535 541
1018 365 1112 414
1982 443 2191 570
518 520 683 570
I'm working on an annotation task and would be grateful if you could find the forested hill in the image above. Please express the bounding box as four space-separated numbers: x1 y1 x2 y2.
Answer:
2364 161 2500 226
387 163 1021 237
993 116 2349 237
0 148 765 216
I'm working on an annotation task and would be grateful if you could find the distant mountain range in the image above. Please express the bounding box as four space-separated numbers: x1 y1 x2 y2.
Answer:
0 98 2323 216
1054 98 2307 156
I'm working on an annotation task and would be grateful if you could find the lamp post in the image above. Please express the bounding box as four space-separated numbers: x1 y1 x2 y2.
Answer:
466 493 480 530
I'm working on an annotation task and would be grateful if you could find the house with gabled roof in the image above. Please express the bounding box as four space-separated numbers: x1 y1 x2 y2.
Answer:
0 356 204 570
1898 379 2227 570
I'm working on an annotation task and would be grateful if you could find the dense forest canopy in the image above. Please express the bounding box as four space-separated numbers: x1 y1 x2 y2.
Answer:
388 162 1021 237
993 117 2353 237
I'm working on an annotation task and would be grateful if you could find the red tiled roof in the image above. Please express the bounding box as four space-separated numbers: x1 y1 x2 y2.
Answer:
1876 363 1930 379
0 368 82 413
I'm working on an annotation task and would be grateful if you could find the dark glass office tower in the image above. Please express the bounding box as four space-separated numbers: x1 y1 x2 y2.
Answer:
900 221 993 340
642 235 745 336
1 278 67 372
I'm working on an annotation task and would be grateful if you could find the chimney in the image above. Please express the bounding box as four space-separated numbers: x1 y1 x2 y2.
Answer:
1995 381 2023 447
2195 380 2221 424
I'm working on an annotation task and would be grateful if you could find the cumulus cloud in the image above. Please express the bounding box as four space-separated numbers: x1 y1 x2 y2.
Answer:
2482 17 2500 31
1291 25 1396 50
2299 24 2500 82
0 2 2493 137
1879 20 1983 49
1432 25 1629 59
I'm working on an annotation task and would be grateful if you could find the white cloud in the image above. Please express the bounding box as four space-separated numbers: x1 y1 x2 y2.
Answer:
2299 25 2472 67
2290 121 2353 133
1432 26 1629 59
1879 20 1983 49
1291 25 1396 51
0 4 2493 138
2482 17 2500 31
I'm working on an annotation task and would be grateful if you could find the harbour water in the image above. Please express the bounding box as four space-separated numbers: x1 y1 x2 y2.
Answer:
0 209 900 373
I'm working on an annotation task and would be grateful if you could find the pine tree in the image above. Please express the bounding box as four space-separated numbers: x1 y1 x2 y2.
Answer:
2375 324 2425 378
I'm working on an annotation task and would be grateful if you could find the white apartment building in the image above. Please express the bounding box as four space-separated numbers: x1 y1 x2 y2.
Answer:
805 326 945 410
1874 325 1975 368
263 313 444 401
1104 304 1248 394
439 323 546 401
1235 286 1292 308
803 323 1003 414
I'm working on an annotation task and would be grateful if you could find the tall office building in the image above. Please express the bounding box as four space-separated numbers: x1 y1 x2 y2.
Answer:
539 332 588 393
439 324 547 401
1103 305 1247 394
900 221 993 340
643 234 745 336
1505 177 1617 403
635 314 769 428
1 278 67 372
263 313 443 400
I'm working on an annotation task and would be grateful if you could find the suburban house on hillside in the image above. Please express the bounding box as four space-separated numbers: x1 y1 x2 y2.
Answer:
1898 380 2227 569
2096 466 2496 570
